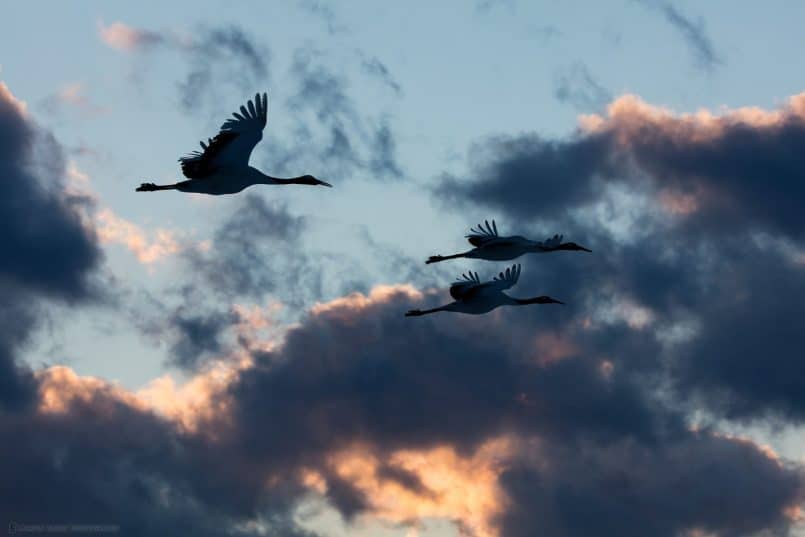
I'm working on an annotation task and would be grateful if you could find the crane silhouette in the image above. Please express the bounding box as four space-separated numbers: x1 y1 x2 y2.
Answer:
136 93 331 195
406 264 563 316
426 220 590 264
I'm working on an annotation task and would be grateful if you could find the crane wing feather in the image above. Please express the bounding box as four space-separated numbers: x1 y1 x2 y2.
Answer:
490 263 521 291
450 270 483 300
465 219 501 246
539 234 563 249
179 92 268 179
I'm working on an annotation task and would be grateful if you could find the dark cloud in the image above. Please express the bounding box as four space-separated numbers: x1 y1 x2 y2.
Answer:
435 131 614 222
0 83 102 410
167 308 240 369
7 283 801 536
554 62 612 112
639 0 722 71
434 93 805 424
437 95 805 239
499 432 802 537
673 245 805 421
0 376 320 537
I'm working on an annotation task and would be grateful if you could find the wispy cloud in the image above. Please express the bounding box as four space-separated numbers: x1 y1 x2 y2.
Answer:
297 0 347 34
554 62 612 112
361 57 402 95
98 21 165 51
638 0 723 71
40 82 108 118
98 21 270 112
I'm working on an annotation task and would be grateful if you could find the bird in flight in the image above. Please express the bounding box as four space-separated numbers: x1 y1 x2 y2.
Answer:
136 93 332 195
426 220 591 264
405 264 563 316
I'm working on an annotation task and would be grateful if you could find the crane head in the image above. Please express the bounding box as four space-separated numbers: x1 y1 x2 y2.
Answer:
558 242 591 252
300 174 332 187
518 296 565 305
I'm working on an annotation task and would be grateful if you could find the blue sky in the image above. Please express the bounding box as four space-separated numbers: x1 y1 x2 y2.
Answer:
2 1 805 536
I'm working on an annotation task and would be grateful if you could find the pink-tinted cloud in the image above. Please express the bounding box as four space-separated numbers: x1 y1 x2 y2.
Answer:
42 82 108 117
98 21 166 51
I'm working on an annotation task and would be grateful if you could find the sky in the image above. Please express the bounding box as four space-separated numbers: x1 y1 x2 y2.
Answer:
1 1 804 536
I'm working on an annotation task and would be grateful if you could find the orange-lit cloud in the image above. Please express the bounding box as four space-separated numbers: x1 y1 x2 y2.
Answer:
302 437 519 537
0 81 28 116
37 366 146 415
311 284 424 318
579 93 805 141
96 208 208 265
136 356 250 435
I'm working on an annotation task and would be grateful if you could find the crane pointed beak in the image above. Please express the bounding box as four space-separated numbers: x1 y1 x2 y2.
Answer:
580 246 592 252
318 180 333 187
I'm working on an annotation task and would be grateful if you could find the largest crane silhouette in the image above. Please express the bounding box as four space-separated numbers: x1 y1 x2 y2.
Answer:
136 93 331 195
406 264 563 316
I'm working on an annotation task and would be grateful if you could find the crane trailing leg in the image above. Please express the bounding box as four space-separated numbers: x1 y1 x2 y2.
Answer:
426 252 469 264
405 306 446 316
136 182 179 192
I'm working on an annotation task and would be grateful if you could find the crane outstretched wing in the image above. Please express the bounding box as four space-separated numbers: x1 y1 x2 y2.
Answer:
179 92 268 179
466 219 500 247
489 264 521 291
449 270 483 300
539 234 563 250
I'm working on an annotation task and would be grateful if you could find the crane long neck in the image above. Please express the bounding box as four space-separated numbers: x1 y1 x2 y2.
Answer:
514 296 548 305
262 174 311 185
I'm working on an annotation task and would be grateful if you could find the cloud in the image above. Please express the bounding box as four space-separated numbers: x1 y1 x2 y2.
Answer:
102 22 402 183
131 195 321 370
260 46 403 182
498 431 802 537
638 0 722 71
98 21 269 112
177 25 270 112
3 285 802 536
297 0 347 35
554 62 612 112
96 208 205 265
434 91 805 424
0 82 103 410
40 82 108 118
438 92 805 238
98 21 165 51
361 57 402 95
184 194 316 301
